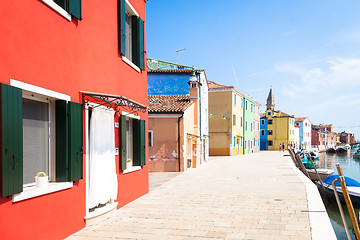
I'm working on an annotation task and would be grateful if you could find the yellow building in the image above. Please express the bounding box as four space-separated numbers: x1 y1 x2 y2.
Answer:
208 81 244 156
263 89 295 150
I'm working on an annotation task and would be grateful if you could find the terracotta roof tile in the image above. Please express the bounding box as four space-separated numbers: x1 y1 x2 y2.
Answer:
207 80 233 89
295 117 307 122
148 95 193 113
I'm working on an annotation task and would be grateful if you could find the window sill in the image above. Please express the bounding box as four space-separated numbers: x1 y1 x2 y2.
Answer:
122 56 141 73
123 166 141 174
41 0 71 21
12 182 73 202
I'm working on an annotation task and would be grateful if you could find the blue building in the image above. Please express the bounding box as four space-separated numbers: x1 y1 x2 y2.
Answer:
260 116 268 150
147 66 209 167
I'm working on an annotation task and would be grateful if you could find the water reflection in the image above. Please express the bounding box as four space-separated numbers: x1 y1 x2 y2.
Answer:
316 149 360 239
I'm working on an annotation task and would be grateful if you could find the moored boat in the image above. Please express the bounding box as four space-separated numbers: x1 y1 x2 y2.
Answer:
336 147 347 154
327 147 336 153
306 169 334 181
316 174 360 209
353 149 360 159
309 151 320 160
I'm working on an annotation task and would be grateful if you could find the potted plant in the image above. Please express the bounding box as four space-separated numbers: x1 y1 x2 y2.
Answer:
126 159 132 169
35 172 48 188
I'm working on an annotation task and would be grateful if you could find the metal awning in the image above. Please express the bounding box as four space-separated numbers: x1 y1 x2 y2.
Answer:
81 91 147 116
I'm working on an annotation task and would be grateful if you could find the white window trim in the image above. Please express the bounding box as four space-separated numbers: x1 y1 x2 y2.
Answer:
122 111 140 119
13 182 73 202
148 130 153 148
41 0 72 21
125 0 139 17
123 166 141 174
10 79 71 101
122 56 141 73
10 79 73 200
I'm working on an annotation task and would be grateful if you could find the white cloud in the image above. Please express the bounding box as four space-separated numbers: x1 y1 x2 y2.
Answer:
276 57 360 97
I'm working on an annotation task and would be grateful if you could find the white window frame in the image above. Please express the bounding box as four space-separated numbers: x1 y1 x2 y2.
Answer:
121 111 141 174
41 0 72 21
148 130 153 148
121 0 141 73
22 93 52 188
10 79 72 202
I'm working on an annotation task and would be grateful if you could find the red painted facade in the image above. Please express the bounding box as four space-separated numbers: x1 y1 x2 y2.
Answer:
0 0 148 239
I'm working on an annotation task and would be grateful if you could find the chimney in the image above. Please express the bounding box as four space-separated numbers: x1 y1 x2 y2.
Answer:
188 70 201 131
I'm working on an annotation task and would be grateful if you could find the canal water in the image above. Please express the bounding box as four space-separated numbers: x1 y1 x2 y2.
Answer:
317 148 360 239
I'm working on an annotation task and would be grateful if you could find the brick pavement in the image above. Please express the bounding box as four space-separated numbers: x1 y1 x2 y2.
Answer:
67 151 335 240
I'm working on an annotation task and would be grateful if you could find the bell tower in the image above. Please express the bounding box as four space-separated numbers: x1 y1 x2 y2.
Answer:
266 88 275 111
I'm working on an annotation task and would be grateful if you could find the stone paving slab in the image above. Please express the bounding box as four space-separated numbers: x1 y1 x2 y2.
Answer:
67 151 335 240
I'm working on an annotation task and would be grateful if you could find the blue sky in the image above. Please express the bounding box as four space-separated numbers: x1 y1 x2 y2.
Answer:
146 0 360 139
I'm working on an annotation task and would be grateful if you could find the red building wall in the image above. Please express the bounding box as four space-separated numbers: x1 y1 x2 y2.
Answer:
0 0 148 239
311 129 319 146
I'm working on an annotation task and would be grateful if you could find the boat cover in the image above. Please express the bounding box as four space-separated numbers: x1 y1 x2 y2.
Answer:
323 175 360 187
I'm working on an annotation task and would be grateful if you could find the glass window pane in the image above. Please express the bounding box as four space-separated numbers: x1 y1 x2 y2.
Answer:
23 99 49 185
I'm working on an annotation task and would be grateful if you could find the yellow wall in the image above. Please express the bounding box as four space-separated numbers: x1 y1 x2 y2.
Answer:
266 109 295 150
209 90 244 156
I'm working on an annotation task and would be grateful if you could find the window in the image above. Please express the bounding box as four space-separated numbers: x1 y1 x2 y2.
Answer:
233 115 236 126
251 104 253 112
261 130 265 136
268 130 273 135
233 136 236 147
240 137 243 147
261 119 265 125
119 115 145 171
119 0 145 70
268 119 273 125
267 111 271 116
245 121 248 131
268 140 273 146
148 130 153 147
0 82 83 198
52 0 82 20
250 123 253 132
241 98 243 108
234 94 236 105
23 98 50 186
258 123 260 130
246 101 248 110
240 117 243 127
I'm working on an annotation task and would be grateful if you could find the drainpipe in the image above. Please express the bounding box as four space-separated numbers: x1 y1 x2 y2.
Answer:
178 113 184 172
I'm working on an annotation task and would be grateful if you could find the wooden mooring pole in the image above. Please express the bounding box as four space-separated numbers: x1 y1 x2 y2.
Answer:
336 163 360 239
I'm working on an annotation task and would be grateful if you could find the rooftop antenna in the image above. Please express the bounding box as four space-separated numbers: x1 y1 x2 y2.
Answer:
176 48 186 63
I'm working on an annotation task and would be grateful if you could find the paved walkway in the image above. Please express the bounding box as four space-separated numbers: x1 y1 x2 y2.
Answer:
68 152 336 240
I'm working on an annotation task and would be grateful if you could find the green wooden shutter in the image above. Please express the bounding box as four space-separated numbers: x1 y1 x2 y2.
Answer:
133 119 145 166
54 0 67 10
132 16 140 68
68 0 82 20
55 100 68 182
68 102 83 181
139 18 145 70
0 84 23 197
119 0 126 56
120 115 127 171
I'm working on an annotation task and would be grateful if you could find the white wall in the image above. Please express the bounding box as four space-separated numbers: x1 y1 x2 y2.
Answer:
199 71 209 164
303 119 312 150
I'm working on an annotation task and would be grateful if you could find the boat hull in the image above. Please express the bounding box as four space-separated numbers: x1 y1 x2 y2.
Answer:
317 183 360 209
307 169 334 181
